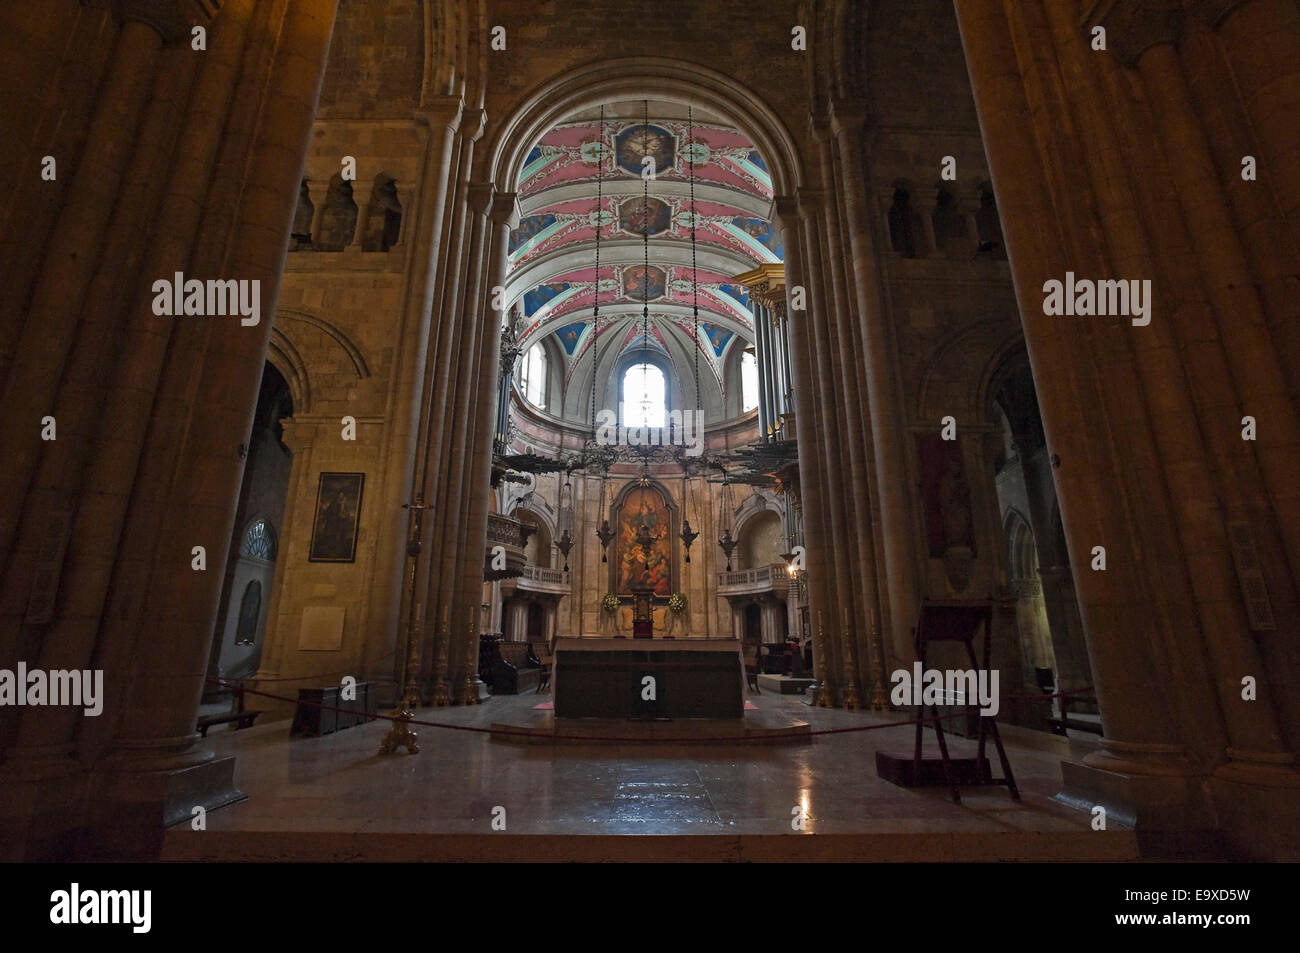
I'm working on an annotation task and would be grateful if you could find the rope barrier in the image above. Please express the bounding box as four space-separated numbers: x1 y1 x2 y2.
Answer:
206 676 1097 746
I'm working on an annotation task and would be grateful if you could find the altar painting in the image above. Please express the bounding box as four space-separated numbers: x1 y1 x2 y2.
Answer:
615 485 673 596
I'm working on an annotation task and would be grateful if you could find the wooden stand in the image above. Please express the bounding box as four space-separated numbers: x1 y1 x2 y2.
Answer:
887 600 1019 803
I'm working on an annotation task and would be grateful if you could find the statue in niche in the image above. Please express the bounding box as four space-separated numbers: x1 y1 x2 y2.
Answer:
937 458 974 549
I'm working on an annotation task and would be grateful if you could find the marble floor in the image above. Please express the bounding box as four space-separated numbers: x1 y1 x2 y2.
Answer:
162 693 1138 861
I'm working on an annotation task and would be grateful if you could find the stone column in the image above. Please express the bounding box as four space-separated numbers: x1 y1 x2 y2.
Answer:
831 102 923 669
773 197 837 701
360 96 466 687
1193 0 1300 247
793 190 857 698
88 0 339 858
453 188 516 702
952 0 1300 854
1130 39 1300 604
0 14 166 567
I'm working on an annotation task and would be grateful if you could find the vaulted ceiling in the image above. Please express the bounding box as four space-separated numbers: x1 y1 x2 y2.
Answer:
507 101 782 414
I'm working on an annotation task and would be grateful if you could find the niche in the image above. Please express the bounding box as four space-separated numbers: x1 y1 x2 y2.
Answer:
315 173 358 251
931 186 968 255
888 184 925 258
289 179 314 250
361 174 403 251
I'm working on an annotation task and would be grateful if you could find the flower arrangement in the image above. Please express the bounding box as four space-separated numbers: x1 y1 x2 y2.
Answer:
668 592 687 613
601 592 620 614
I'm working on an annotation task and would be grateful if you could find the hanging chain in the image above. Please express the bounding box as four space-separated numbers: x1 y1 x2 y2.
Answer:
688 105 700 414
589 104 605 437
641 99 650 412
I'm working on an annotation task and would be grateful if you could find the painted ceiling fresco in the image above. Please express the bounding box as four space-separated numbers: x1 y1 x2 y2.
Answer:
508 111 783 396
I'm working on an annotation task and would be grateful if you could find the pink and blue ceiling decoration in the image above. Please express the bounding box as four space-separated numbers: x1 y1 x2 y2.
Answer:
555 321 587 355
614 124 676 174
700 322 735 357
508 112 782 392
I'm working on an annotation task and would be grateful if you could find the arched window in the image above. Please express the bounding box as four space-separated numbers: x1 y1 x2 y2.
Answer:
234 580 263 645
622 363 666 428
519 343 547 408
239 519 277 561
741 349 758 413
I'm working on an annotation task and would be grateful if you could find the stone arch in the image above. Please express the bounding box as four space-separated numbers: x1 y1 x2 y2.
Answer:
731 488 777 540
266 327 312 414
514 506 554 567
917 319 1023 422
274 309 372 380
484 57 806 201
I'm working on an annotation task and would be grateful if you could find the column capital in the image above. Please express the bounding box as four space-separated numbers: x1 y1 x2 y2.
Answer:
731 264 786 309
415 95 466 134
770 195 800 229
489 192 522 228
794 187 826 220
1087 0 1183 68
807 111 834 144
828 98 869 138
467 182 495 217
278 417 313 454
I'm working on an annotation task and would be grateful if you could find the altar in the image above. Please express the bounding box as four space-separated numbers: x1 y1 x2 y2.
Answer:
553 638 744 719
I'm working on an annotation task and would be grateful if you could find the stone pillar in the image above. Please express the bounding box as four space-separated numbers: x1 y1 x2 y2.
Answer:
453 187 516 702
831 103 923 670
360 96 465 688
1194 0 1300 247
88 0 339 859
954 0 1300 857
773 197 837 701
0 15 165 567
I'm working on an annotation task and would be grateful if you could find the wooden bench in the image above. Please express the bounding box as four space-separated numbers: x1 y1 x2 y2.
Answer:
533 640 553 694
491 641 541 694
196 686 261 737
742 642 761 693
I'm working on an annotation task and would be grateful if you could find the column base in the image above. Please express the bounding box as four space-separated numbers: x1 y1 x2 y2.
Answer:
1058 758 1220 858
81 754 246 860
1208 759 1300 861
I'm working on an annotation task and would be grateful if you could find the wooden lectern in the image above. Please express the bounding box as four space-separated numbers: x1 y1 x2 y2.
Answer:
909 599 1018 803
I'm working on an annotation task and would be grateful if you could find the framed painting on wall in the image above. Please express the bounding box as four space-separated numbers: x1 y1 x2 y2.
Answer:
612 483 674 597
308 472 365 563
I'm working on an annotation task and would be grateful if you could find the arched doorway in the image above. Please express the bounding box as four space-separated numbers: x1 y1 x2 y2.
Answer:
527 601 546 642
205 364 293 696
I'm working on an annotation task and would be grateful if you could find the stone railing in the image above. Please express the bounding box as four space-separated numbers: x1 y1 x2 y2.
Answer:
501 562 570 597
717 563 790 596
522 565 569 585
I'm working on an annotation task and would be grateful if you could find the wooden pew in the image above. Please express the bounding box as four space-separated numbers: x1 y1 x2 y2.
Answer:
491 641 541 694
196 686 261 737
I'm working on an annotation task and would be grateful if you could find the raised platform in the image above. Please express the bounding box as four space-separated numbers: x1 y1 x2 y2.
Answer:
489 709 811 745
757 673 815 694
553 637 743 719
